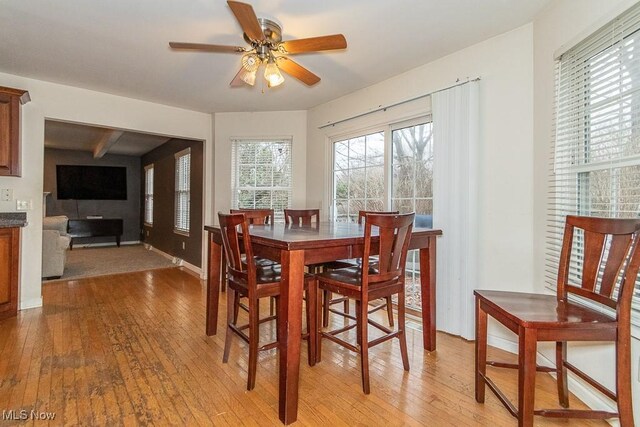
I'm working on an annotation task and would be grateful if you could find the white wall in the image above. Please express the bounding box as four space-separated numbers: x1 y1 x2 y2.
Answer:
0 71 213 308
533 0 640 419
213 111 307 219
307 25 535 337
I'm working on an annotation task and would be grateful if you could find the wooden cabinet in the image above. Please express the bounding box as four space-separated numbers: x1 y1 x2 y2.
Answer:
0 227 20 321
0 86 30 177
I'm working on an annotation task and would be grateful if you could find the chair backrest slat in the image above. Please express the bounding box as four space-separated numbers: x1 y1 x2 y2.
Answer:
218 212 254 286
284 209 319 227
600 234 633 297
557 215 640 313
230 208 273 225
363 213 414 287
581 231 606 292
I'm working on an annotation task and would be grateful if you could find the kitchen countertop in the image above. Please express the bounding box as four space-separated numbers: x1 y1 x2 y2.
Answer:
0 212 28 228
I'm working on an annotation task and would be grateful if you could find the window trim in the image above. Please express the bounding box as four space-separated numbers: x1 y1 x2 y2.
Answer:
174 148 191 236
144 163 154 227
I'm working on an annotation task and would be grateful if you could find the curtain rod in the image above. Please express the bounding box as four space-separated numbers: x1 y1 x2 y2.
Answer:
318 77 481 129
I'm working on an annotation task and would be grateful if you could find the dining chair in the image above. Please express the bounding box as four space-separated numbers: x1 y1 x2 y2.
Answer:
229 209 277 319
284 208 319 227
475 215 640 426
315 212 415 394
218 212 317 390
230 208 273 225
322 210 400 328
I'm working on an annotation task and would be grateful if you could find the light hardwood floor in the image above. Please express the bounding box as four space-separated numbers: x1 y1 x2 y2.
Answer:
0 268 605 426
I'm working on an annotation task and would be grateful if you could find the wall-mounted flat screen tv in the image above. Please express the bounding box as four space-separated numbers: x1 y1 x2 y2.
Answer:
56 165 127 200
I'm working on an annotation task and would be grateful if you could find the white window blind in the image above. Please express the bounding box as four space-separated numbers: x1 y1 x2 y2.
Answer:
231 138 292 223
548 3 640 322
144 164 154 225
174 148 191 234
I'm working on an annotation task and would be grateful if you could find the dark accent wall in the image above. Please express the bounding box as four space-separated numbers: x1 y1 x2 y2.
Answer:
44 148 141 243
141 138 203 268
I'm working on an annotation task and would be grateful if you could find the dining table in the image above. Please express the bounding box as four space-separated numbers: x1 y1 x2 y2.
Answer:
204 221 442 425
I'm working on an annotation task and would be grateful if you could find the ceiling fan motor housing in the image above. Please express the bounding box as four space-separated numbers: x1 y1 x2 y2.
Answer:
243 18 282 46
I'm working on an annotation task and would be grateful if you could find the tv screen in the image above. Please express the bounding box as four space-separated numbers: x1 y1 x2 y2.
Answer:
56 165 127 200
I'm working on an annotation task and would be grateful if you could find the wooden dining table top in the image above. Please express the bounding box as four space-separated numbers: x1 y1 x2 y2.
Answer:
204 221 442 250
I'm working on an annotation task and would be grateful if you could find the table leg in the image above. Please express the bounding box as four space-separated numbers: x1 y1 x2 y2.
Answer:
278 249 304 425
419 236 437 351
206 234 221 336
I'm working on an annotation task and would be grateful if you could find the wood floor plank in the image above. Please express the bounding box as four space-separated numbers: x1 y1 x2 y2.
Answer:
0 267 607 426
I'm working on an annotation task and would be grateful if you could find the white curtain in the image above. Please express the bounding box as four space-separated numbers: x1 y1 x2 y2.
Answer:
431 81 479 340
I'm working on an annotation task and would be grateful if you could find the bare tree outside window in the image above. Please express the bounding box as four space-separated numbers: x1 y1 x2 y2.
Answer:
392 122 433 310
333 132 384 222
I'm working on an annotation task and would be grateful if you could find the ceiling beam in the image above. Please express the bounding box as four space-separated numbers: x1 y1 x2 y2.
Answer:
93 130 124 159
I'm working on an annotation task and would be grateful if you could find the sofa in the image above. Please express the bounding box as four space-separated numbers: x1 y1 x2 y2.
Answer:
42 215 71 279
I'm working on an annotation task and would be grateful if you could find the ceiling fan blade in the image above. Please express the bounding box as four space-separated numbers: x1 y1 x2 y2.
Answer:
227 1 265 42
169 42 245 53
230 66 255 87
276 57 320 86
279 34 347 54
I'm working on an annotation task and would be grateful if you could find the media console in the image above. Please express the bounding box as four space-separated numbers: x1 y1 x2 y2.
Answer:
67 218 123 250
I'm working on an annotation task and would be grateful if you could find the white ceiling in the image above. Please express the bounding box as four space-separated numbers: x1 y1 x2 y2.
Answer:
1 0 551 113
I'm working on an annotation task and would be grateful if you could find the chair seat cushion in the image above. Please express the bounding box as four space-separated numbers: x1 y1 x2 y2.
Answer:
474 290 617 329
322 259 358 270
241 255 278 268
316 266 379 285
228 267 314 297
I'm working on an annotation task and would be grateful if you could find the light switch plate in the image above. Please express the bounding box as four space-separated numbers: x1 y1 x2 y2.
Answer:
16 200 30 210
1 189 12 201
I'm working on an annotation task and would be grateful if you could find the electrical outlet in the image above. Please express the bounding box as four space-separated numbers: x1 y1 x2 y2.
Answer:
0 189 12 201
182 241 186 250
16 200 28 210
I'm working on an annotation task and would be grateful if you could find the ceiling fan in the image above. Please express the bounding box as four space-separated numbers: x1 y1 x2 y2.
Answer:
169 1 347 88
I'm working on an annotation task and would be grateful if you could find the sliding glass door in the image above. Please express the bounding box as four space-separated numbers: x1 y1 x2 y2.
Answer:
330 118 433 311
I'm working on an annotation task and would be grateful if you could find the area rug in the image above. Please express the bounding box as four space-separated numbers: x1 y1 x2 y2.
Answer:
45 244 177 281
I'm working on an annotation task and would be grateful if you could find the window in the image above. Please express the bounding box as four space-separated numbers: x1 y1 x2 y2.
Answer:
331 118 432 310
231 138 292 222
391 122 434 216
549 3 640 321
144 164 154 225
174 148 191 234
332 132 385 222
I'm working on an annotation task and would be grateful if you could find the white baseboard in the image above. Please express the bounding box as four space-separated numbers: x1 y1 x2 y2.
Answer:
20 297 43 310
179 259 204 278
487 333 618 426
144 244 203 278
71 240 141 249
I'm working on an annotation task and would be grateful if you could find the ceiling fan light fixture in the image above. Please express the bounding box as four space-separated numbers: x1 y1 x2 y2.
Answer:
264 58 284 87
240 68 257 86
242 53 260 72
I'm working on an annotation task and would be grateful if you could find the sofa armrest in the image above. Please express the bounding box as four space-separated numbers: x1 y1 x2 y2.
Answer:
42 229 62 251
43 215 69 236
